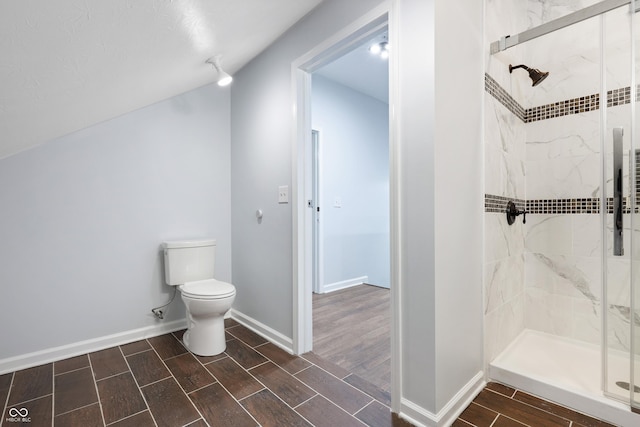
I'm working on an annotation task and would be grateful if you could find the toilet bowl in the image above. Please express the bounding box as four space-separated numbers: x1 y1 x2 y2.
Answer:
179 279 235 356
162 239 236 356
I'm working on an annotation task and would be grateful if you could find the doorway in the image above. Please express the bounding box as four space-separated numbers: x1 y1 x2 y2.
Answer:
308 40 390 390
310 58 390 293
292 5 401 402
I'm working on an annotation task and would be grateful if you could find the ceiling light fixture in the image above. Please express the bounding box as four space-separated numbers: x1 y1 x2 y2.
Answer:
206 55 233 87
369 40 389 59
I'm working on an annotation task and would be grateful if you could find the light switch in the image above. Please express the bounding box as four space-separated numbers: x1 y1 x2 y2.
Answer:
279 185 289 203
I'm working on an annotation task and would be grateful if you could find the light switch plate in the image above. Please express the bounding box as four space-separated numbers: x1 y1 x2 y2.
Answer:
279 185 289 203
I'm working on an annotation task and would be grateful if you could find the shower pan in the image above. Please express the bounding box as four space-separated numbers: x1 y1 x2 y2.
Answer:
485 0 640 425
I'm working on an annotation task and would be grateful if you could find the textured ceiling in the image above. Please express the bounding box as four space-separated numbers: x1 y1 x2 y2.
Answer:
0 0 322 159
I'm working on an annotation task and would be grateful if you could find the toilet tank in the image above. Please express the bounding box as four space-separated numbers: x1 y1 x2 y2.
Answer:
162 239 216 286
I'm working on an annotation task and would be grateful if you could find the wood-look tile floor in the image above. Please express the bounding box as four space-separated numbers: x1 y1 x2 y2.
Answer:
0 319 405 427
453 382 617 427
0 320 618 427
313 284 390 392
311 287 615 426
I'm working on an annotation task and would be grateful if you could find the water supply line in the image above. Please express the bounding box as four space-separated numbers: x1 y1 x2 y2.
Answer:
151 287 177 320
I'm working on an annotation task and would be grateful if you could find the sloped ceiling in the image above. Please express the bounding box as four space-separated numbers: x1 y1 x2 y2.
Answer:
0 0 323 159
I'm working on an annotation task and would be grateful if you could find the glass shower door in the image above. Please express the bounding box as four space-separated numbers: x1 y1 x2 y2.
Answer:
603 1 639 405
632 0 640 410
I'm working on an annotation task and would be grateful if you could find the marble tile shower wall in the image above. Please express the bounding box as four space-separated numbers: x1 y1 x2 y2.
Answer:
524 107 602 348
484 92 527 364
484 0 636 360
525 104 634 352
483 0 528 365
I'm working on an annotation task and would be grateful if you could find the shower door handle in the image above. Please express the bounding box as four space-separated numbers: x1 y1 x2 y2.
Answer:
613 127 624 256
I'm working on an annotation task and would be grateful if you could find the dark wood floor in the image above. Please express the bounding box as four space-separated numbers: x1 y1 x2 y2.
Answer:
0 317 619 426
311 285 618 426
454 382 616 427
312 284 390 392
0 319 400 427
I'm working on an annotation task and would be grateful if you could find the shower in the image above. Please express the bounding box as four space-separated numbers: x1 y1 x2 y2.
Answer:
484 0 640 425
508 64 549 86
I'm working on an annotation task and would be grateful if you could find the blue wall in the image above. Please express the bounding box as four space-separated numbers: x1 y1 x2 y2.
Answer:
312 75 389 288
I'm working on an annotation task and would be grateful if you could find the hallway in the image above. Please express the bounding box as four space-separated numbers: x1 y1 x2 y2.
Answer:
312 284 390 392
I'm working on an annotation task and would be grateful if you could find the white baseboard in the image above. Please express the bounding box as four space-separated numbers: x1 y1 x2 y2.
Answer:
0 319 187 375
399 371 485 427
229 309 293 353
321 276 368 294
0 309 295 376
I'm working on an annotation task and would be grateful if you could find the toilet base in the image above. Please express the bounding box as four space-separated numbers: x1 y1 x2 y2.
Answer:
182 315 227 356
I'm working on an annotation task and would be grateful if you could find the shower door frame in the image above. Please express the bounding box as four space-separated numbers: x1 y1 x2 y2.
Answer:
630 0 639 410
489 0 638 54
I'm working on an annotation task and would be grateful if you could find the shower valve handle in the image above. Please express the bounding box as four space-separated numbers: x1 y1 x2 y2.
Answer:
506 201 527 225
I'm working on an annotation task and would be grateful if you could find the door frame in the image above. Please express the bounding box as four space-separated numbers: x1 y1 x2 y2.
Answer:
290 0 401 412
311 129 324 294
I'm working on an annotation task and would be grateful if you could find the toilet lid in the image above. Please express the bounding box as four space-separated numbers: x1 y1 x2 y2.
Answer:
180 279 235 299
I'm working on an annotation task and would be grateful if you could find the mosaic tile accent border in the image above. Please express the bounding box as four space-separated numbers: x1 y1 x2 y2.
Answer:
607 86 632 108
527 197 601 214
485 194 637 214
485 194 525 213
526 94 599 122
484 73 639 123
484 73 526 122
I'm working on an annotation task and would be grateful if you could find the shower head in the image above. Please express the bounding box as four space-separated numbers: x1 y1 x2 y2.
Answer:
509 64 549 87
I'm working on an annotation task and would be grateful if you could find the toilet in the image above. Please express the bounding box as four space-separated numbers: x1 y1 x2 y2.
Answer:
162 239 236 356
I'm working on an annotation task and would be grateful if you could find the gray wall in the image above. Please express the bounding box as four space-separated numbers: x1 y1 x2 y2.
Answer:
397 0 485 416
432 0 484 411
312 75 390 289
0 84 231 359
231 0 484 419
230 0 387 338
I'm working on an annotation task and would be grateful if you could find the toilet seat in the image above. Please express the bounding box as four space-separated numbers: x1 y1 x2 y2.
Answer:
180 279 235 300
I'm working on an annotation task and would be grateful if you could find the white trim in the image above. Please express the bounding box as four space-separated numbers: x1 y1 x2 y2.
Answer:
387 0 402 413
291 0 403 416
321 276 368 294
290 4 390 74
292 65 313 355
311 128 324 295
229 309 293 353
291 1 394 358
399 372 485 427
0 309 296 376
291 2 394 354
0 319 187 375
